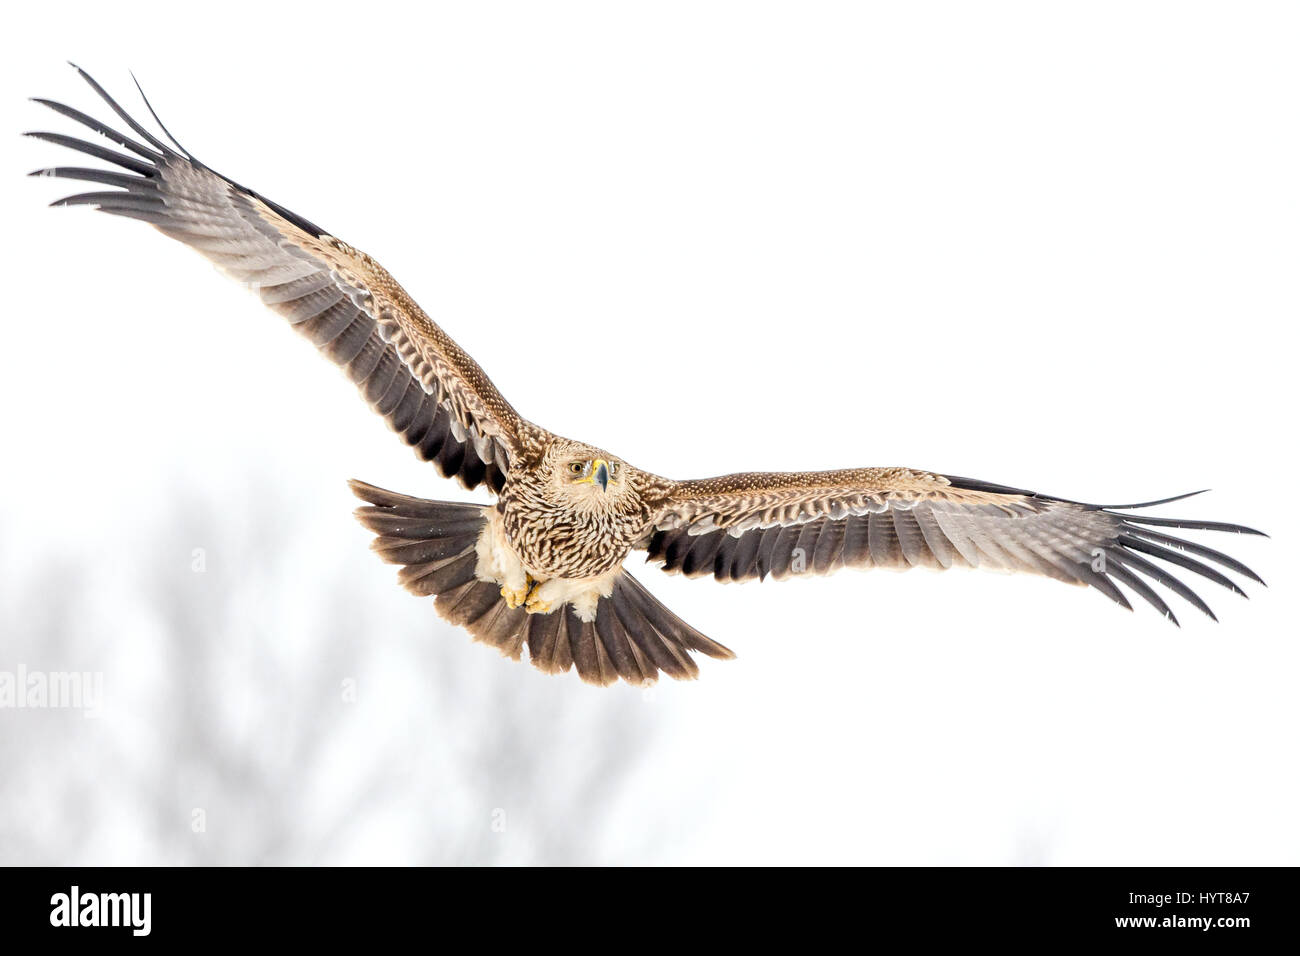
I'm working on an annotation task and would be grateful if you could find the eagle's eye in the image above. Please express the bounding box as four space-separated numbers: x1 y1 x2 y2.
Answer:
567 461 586 476
608 463 620 478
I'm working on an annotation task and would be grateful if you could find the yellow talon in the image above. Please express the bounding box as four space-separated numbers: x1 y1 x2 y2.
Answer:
524 579 552 614
500 582 530 609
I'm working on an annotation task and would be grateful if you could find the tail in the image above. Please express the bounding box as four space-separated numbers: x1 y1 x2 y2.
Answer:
349 480 734 686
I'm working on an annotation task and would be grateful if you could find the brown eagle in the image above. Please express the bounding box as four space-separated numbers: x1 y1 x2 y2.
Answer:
28 67 1266 685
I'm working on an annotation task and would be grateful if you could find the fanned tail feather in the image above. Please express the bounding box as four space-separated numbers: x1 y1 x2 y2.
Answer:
349 480 733 686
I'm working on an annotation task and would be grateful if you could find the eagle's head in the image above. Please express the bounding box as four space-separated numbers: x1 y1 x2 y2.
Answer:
541 436 633 513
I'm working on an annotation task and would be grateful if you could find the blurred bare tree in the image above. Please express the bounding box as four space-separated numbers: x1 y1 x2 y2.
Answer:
0 477 670 865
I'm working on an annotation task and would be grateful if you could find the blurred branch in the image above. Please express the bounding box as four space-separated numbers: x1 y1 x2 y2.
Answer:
0 477 668 865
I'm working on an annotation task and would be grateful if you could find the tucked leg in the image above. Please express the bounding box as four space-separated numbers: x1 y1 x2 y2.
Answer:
474 509 530 602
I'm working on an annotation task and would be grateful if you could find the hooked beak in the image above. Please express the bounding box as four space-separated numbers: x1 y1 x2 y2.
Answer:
591 459 609 492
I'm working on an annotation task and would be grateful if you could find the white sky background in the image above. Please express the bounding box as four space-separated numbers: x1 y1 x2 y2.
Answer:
0 2 1297 864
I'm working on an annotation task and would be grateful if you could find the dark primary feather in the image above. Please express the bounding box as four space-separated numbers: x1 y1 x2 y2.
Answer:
27 65 506 493
24 131 155 175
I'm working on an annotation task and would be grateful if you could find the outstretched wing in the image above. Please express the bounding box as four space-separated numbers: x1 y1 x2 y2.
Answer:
28 67 529 493
643 467 1266 625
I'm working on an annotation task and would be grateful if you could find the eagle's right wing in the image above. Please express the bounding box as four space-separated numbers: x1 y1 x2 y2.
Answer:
644 467 1265 625
29 66 530 493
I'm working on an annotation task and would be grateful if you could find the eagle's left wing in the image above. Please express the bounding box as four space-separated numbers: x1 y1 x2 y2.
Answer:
642 467 1265 625
27 67 531 493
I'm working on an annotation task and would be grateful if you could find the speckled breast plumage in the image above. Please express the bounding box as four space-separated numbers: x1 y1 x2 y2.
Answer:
499 477 654 580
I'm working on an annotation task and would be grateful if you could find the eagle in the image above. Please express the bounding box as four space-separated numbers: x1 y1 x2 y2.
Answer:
27 67 1266 686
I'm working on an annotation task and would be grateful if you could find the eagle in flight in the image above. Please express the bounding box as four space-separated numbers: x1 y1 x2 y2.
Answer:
28 67 1266 685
